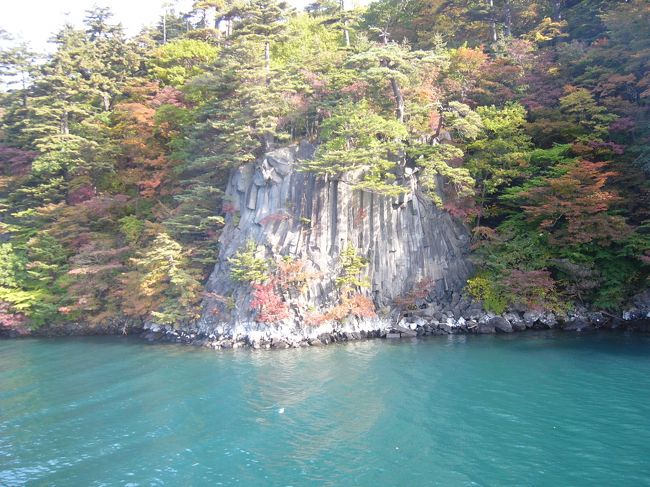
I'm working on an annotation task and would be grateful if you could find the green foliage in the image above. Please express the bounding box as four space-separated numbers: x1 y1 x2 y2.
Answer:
467 103 532 195
0 236 68 327
443 102 484 141
228 241 271 284
119 215 144 245
149 39 219 87
410 143 475 205
301 101 408 196
559 87 617 141
272 13 343 70
466 275 507 315
132 233 203 325
0 0 647 331
335 243 369 293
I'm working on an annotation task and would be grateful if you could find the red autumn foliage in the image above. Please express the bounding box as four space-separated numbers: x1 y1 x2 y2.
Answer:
301 69 327 91
259 211 291 225
0 303 28 333
503 269 557 310
571 141 625 158
0 145 37 176
588 141 625 156
521 160 629 245
609 117 636 132
273 258 312 290
150 86 186 108
307 293 376 326
341 79 369 98
443 198 479 220
393 278 433 308
67 185 96 205
138 170 165 198
78 194 129 217
250 282 290 323
222 201 238 215
353 207 368 226
521 50 564 111
471 57 523 104
595 73 636 99
112 82 187 199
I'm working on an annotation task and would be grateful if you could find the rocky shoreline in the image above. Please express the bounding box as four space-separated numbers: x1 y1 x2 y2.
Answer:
139 314 650 350
137 291 650 350
6 291 648 350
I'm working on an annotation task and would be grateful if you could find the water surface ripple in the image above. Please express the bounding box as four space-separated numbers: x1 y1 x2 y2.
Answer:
1 332 650 486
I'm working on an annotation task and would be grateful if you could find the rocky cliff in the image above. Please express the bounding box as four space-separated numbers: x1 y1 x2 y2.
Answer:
196 141 473 343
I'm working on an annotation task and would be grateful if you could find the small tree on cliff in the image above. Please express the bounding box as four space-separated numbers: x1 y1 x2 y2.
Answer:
233 0 292 76
306 243 375 325
228 240 271 283
300 101 408 196
335 243 370 295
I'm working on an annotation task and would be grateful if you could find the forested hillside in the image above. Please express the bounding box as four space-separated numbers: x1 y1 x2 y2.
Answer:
0 0 648 332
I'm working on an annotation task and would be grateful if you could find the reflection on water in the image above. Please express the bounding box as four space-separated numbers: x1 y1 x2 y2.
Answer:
1 333 650 486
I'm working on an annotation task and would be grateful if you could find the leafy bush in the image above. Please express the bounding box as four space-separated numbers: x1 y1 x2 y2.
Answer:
335 243 369 293
228 241 271 284
250 282 289 323
307 293 376 326
466 275 508 314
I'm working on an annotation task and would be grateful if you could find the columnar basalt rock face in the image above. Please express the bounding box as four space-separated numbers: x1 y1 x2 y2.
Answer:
197 142 473 340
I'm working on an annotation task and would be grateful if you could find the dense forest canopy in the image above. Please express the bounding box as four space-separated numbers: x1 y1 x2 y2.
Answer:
0 0 648 331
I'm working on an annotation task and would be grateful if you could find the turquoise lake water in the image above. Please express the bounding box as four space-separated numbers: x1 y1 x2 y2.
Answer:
1 332 650 486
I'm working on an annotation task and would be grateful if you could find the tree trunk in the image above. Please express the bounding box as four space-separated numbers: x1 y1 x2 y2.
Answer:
503 0 512 37
390 77 405 123
163 12 167 43
551 0 563 21
264 40 271 76
340 0 350 47
60 111 69 135
102 93 111 112
434 109 444 140
475 184 487 231
21 74 28 108
488 0 497 42
263 131 274 151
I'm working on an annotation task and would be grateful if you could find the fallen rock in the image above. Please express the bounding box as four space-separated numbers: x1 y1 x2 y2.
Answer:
504 312 526 331
540 313 557 329
563 319 593 332
489 316 513 333
393 323 418 337
587 312 607 327
478 322 496 334
438 322 453 334
421 307 436 318
318 333 332 344
523 310 543 327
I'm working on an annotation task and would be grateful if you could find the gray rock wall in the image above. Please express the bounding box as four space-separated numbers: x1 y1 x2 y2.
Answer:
197 142 472 339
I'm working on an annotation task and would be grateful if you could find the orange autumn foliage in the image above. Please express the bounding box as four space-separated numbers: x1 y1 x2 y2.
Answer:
521 160 630 245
